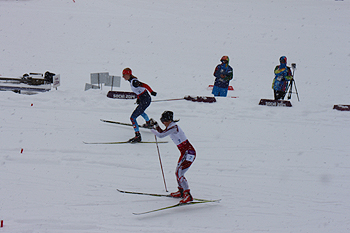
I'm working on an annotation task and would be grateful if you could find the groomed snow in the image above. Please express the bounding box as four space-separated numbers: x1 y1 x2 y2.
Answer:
1 0 350 232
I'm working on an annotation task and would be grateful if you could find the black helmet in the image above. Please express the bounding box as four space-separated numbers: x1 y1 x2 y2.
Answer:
160 111 174 122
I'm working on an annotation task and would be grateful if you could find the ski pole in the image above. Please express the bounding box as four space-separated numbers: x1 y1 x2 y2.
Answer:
152 98 185 103
155 135 168 192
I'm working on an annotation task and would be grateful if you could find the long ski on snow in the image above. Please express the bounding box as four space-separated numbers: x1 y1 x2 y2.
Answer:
117 189 219 202
100 119 152 129
133 200 217 215
83 141 167 145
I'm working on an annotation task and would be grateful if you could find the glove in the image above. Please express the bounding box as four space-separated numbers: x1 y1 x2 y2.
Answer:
149 118 158 128
136 98 140 105
151 91 157 96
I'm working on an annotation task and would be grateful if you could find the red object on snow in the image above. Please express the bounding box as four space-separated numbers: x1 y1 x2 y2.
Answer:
333 104 350 111
184 95 216 103
1 220 3 227
207 85 234 91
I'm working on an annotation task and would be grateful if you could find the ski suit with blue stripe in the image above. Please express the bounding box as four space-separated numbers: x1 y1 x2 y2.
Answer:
129 77 154 133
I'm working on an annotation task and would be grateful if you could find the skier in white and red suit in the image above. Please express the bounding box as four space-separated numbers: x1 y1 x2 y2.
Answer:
150 111 196 204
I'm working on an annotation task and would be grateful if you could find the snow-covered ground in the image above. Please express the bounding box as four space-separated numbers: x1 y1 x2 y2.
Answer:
1 0 350 232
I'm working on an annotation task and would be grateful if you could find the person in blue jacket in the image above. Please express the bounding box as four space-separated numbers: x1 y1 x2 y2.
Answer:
212 56 233 97
272 56 293 100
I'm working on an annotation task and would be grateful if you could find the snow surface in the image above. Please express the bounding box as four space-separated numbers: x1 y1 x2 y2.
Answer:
1 0 350 232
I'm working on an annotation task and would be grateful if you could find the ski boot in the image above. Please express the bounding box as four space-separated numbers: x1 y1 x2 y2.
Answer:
180 190 193 204
170 188 183 198
128 132 141 143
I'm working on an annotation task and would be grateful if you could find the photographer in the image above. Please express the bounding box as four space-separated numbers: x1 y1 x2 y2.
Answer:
272 56 293 100
212 56 233 97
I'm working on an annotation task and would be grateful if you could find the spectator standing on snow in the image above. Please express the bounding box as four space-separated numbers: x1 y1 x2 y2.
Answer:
212 55 233 97
150 111 196 204
122 68 157 143
272 56 293 100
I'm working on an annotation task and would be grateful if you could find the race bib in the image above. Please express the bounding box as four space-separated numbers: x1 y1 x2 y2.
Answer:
186 150 196 162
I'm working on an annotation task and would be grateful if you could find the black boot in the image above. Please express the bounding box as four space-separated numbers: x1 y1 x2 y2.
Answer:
128 132 141 143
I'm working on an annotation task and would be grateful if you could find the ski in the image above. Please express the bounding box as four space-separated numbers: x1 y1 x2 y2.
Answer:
117 189 219 202
83 141 168 145
133 200 216 215
100 119 152 129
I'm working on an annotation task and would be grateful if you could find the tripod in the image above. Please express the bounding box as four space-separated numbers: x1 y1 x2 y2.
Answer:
287 63 300 101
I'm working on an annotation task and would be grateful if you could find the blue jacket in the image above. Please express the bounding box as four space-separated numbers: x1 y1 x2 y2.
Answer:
272 65 293 92
213 63 233 88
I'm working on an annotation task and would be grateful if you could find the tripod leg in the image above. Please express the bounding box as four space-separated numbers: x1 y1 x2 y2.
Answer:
293 80 300 101
287 80 293 100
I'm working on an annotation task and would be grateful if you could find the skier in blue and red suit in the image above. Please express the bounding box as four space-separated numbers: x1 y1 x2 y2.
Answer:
272 56 293 100
122 68 157 143
212 55 234 97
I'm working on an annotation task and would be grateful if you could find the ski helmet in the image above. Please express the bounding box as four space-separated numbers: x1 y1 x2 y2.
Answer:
122 68 132 76
160 111 174 122
279 56 287 64
220 56 229 63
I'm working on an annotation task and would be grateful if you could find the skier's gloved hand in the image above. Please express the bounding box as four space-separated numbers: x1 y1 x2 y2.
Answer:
153 123 159 129
149 119 158 128
136 98 140 105
151 91 157 96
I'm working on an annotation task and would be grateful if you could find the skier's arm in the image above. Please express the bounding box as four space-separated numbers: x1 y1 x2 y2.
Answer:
151 126 177 138
141 83 157 96
132 80 157 96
